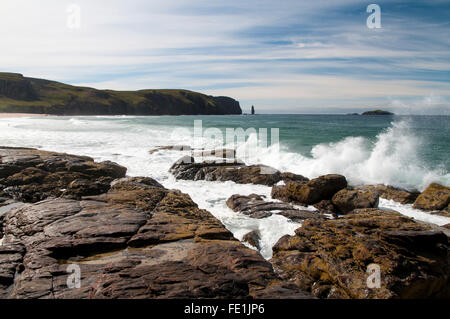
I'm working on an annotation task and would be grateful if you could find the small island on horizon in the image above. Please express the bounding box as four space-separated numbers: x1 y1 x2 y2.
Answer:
346 110 395 116
361 109 395 115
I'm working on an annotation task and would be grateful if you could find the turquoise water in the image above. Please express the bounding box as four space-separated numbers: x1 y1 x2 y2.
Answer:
128 114 448 169
79 113 448 173
1 114 449 190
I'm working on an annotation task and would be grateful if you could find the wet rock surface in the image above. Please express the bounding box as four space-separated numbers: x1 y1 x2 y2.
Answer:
357 184 419 204
413 183 450 211
271 174 347 205
243 230 262 250
271 208 449 299
0 242 25 297
169 156 308 186
0 147 127 203
226 194 326 222
0 177 311 299
331 188 379 213
149 146 236 160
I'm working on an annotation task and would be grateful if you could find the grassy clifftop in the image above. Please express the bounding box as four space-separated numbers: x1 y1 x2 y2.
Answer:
0 73 242 115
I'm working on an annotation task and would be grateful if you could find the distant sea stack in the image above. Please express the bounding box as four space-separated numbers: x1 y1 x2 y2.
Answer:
0 73 242 115
362 109 394 115
251 105 255 115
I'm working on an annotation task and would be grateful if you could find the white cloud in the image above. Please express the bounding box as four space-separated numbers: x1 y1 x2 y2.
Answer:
0 0 449 113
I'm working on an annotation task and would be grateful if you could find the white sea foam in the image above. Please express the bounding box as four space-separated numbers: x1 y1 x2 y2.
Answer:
239 120 449 191
379 198 450 226
162 178 301 259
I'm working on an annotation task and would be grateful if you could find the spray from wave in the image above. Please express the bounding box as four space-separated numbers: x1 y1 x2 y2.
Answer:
239 120 449 191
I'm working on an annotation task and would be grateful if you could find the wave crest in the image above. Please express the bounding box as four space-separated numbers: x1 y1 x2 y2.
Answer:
243 121 449 191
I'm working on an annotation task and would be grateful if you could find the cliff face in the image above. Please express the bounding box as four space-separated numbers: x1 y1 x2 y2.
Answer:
0 73 242 115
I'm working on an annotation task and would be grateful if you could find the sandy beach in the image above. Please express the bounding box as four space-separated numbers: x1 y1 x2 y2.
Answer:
0 113 48 118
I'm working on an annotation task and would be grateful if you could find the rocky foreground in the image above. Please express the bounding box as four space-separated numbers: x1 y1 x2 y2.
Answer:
170 153 450 298
0 147 310 298
1 146 449 299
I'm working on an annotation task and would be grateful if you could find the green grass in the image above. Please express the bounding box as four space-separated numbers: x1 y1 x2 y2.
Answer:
0 73 235 115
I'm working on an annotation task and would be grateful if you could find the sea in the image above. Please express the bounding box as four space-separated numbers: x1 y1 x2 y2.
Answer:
0 114 449 258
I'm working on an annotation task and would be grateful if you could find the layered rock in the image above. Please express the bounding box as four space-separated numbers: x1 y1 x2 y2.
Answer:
169 156 308 186
0 242 25 295
331 189 379 213
413 183 450 211
357 184 419 204
226 194 325 223
271 209 449 299
0 147 127 203
149 146 236 161
0 177 311 299
271 174 347 205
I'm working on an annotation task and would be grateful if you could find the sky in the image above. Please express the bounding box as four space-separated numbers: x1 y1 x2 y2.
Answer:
1 0 449 114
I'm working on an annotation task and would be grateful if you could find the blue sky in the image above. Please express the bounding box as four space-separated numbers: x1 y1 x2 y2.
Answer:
1 0 449 114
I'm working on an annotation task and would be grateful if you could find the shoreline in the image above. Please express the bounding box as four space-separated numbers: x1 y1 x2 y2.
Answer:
1 113 448 118
0 113 49 118
0 113 246 118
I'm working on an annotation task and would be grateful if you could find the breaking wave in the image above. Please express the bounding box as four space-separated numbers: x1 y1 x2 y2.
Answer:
241 120 449 191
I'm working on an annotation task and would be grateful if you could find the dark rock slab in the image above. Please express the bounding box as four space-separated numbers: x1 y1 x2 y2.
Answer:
226 194 325 223
0 177 310 299
169 156 308 186
331 188 379 213
0 147 127 203
271 174 347 205
243 230 262 250
357 184 419 204
0 242 25 297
